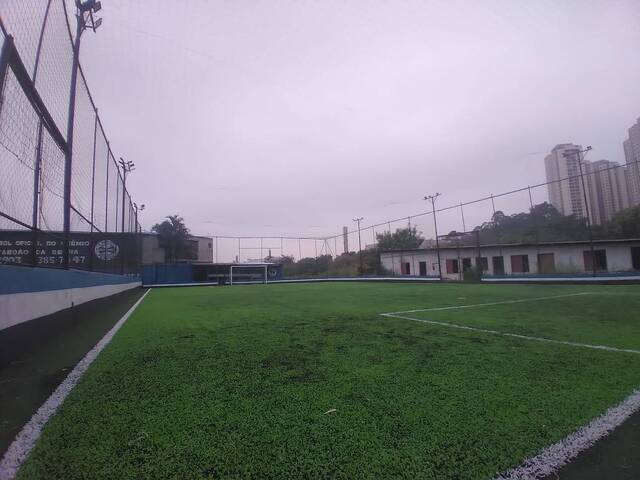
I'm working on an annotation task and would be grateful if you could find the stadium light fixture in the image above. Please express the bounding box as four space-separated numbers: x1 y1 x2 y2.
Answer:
424 193 442 280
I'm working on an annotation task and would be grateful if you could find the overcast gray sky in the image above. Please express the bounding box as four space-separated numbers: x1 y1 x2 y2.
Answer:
75 0 640 256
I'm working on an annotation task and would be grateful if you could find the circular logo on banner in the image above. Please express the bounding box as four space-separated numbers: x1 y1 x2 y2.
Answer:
95 239 119 261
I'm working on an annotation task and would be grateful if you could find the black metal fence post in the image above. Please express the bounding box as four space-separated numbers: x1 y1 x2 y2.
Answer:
88 112 98 271
31 123 44 265
528 186 541 273
62 14 85 269
0 36 12 117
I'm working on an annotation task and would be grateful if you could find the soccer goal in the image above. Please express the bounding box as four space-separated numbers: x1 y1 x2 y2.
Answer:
229 264 269 285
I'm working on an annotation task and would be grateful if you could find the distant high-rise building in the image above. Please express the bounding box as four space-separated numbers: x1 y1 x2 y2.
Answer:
584 160 630 225
544 144 587 218
623 117 640 206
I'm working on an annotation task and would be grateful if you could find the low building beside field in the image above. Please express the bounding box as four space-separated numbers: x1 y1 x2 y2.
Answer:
141 233 213 264
380 238 640 280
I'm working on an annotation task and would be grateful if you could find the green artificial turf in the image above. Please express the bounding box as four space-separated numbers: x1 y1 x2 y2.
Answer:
17 283 640 479
407 290 640 350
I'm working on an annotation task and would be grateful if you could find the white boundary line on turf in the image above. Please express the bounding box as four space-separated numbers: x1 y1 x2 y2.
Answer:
483 275 640 282
380 312 640 355
0 288 151 480
380 292 640 477
494 388 640 480
142 276 441 288
382 292 591 315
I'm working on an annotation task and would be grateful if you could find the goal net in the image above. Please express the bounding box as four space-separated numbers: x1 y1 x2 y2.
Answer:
229 264 269 285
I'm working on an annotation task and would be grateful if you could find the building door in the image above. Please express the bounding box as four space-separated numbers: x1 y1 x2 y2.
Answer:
476 257 488 272
462 258 472 271
492 256 504 275
401 262 411 275
419 261 427 276
583 250 607 272
510 255 530 273
537 253 555 274
446 259 459 275
632 247 640 271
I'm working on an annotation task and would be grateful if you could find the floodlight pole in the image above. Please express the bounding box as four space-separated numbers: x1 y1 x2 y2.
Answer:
353 217 364 275
118 157 135 233
118 157 134 274
425 193 442 280
134 203 144 274
62 0 102 269
563 146 596 276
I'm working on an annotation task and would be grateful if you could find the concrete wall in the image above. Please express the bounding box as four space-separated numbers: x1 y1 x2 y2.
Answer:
380 241 640 280
194 236 213 263
0 266 141 330
141 235 166 265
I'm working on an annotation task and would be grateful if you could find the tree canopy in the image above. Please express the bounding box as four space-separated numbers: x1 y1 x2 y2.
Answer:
151 214 191 263
376 226 424 250
593 205 640 239
470 202 590 245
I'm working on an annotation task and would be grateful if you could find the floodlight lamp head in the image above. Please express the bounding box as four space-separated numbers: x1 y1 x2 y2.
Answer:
93 1 102 13
77 0 97 12
93 17 102 30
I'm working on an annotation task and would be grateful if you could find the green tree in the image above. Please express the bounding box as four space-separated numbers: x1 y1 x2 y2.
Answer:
376 227 424 250
151 214 191 263
473 202 589 244
596 205 640 238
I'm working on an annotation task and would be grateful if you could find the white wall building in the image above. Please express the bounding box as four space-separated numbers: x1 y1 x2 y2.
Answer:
545 144 633 225
584 160 630 225
544 144 587 218
380 239 640 280
623 117 640 206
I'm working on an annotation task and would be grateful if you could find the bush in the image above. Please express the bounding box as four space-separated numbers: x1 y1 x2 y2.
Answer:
462 266 483 282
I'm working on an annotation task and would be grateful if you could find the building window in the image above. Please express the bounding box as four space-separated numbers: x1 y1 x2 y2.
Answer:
476 257 488 271
537 253 555 274
632 247 640 271
583 250 607 271
462 258 472 271
492 256 505 275
401 262 411 275
419 261 427 276
446 258 459 274
511 255 530 273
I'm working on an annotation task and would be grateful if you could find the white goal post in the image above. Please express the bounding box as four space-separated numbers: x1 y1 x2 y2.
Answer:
229 264 268 285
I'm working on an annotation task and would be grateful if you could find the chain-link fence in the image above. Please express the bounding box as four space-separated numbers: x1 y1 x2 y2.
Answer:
0 1 140 274
210 157 640 279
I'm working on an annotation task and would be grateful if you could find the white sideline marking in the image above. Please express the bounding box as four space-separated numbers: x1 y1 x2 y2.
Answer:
494 388 640 480
0 289 151 480
383 292 590 315
382 293 640 477
380 312 640 355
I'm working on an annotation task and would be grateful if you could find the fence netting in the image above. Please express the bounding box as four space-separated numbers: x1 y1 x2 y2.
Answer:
210 156 639 279
0 1 140 274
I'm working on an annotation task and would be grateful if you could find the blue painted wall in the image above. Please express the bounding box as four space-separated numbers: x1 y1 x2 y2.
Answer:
0 265 140 295
142 264 193 285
